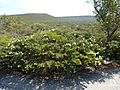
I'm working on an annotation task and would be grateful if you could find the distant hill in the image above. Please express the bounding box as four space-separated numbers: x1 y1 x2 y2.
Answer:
58 16 96 22
8 13 56 24
1 13 96 24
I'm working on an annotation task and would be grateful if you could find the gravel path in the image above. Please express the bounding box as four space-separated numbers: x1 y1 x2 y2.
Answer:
0 68 119 90
85 68 120 90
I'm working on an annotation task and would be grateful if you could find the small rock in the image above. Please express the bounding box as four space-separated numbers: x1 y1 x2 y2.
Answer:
85 67 95 72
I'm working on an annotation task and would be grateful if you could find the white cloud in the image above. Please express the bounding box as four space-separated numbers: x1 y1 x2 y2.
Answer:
0 0 94 16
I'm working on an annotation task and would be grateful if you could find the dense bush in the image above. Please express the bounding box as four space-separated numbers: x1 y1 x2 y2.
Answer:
0 35 12 57
0 15 120 77
25 23 51 36
30 23 50 32
105 32 120 60
0 29 103 75
0 15 28 37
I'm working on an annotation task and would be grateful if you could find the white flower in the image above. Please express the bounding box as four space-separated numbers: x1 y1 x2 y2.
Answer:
9 52 12 54
73 42 76 45
30 35 34 38
66 43 71 47
90 44 93 47
7 43 10 46
51 29 55 31
15 52 19 55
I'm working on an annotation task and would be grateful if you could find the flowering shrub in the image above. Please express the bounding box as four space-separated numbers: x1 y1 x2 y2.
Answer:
1 29 103 75
0 35 12 59
30 23 50 32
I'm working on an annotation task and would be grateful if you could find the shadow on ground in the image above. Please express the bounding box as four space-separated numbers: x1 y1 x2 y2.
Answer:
0 68 119 90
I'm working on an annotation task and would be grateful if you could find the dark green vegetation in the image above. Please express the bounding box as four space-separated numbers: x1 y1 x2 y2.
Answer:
93 0 120 42
93 0 120 59
0 14 120 77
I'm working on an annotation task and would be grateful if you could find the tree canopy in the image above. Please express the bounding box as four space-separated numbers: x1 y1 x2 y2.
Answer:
93 0 120 42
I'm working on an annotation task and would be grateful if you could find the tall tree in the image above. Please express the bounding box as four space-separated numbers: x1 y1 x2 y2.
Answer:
93 0 120 42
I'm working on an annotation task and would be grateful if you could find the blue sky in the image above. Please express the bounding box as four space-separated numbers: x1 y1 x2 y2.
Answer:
0 0 94 16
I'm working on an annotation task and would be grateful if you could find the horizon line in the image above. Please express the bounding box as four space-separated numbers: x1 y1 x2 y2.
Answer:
0 13 95 17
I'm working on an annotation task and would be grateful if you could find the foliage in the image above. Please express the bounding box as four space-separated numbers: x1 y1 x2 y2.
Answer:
93 0 120 42
105 32 120 60
29 23 50 33
1 29 103 75
0 15 27 37
0 34 12 59
0 13 120 76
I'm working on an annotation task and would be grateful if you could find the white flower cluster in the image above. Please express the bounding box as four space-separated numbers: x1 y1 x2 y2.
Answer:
65 43 71 47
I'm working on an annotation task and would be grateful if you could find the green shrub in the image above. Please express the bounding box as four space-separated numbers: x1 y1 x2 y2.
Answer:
0 15 27 37
0 35 12 57
1 29 103 75
110 41 120 60
30 23 50 32
102 32 120 61
106 41 120 60
74 32 103 66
